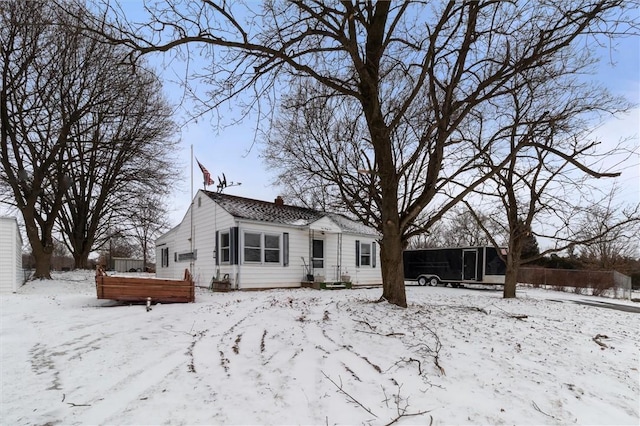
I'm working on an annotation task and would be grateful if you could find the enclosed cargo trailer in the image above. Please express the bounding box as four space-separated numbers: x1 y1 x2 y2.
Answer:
403 246 506 286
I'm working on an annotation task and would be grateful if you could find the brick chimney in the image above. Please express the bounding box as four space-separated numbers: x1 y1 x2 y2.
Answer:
274 196 284 206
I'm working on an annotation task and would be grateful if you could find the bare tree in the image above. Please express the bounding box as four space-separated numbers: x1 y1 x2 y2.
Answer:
440 209 496 248
405 220 447 250
87 0 637 306
125 194 172 271
56 66 177 269
405 207 500 249
576 198 640 271
0 1 177 276
96 230 138 269
2 1 83 278
462 48 636 297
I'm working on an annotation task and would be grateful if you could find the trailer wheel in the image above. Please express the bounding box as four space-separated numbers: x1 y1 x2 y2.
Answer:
429 277 439 287
418 276 428 286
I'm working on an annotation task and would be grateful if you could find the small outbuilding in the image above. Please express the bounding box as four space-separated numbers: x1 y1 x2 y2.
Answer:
0 216 24 293
112 257 145 273
155 191 382 289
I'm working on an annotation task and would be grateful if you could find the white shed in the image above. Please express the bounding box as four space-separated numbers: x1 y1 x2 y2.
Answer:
0 216 24 293
156 191 382 290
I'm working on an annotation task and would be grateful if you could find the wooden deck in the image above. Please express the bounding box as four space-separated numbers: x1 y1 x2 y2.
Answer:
95 267 195 303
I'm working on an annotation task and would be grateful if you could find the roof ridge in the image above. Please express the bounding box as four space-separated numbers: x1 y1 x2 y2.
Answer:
202 190 322 213
199 190 376 235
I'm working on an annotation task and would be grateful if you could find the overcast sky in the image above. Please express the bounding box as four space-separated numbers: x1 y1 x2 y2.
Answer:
2 3 637 233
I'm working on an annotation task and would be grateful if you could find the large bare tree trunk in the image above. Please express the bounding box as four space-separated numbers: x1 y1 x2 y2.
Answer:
377 161 407 307
23 214 53 279
72 249 91 269
503 260 518 299
503 242 523 299
33 248 53 279
380 228 407 308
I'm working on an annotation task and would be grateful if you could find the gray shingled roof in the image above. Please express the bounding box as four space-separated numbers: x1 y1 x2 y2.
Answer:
202 191 377 236
325 213 379 236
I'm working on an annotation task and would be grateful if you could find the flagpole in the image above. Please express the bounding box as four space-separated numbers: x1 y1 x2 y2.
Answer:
190 144 194 275
190 144 194 199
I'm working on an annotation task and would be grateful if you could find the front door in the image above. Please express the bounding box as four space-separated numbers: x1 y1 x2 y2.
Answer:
463 250 477 281
312 239 324 277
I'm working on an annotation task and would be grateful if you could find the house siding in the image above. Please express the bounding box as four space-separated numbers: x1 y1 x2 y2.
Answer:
341 234 381 286
234 221 307 289
155 226 179 278
156 194 236 288
190 195 236 287
0 217 23 293
155 190 382 289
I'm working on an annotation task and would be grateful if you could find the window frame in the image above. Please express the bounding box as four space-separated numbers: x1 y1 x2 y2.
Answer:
243 231 262 263
242 231 282 264
263 233 281 264
220 231 230 263
360 242 371 266
161 247 169 267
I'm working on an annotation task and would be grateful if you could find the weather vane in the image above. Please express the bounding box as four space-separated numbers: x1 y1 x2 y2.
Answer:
216 173 242 193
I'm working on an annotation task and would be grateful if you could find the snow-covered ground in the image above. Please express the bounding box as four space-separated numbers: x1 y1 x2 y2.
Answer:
1 271 638 425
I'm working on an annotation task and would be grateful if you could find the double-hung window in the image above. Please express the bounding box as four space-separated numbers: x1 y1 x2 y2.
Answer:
242 231 283 264
360 242 371 266
160 247 169 267
244 232 262 262
220 232 230 263
356 240 376 268
264 234 280 263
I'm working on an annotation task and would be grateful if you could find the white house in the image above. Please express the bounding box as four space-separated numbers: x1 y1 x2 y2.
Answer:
0 216 24 293
155 191 382 289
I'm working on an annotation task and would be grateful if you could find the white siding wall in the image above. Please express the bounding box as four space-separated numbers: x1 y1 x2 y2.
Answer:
14 221 22 291
235 221 308 289
154 191 382 289
234 227 382 288
155 191 235 288
155 226 179 279
0 217 22 293
341 234 382 286
190 194 235 288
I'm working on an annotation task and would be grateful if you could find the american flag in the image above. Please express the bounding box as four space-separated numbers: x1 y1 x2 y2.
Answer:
196 159 214 186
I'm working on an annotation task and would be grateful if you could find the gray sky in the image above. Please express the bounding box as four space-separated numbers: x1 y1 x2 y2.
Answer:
159 29 639 227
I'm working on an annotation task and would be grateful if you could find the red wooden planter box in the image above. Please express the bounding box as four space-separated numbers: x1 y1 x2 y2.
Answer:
95 267 195 303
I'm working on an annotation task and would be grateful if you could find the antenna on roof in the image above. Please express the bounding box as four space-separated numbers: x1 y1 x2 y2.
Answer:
216 172 242 193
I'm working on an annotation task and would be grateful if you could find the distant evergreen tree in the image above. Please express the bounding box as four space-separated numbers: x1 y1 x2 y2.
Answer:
519 220 539 263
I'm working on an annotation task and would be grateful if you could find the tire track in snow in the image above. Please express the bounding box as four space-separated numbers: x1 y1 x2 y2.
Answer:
72 347 186 425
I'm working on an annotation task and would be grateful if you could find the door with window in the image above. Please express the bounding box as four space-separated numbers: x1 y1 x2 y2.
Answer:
312 239 324 277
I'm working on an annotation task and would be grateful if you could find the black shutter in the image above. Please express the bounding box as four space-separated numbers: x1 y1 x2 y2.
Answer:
355 240 360 267
215 230 219 266
372 242 376 268
230 227 239 265
283 232 289 267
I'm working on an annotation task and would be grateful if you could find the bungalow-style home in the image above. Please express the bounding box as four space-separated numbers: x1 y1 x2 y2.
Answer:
155 191 382 289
